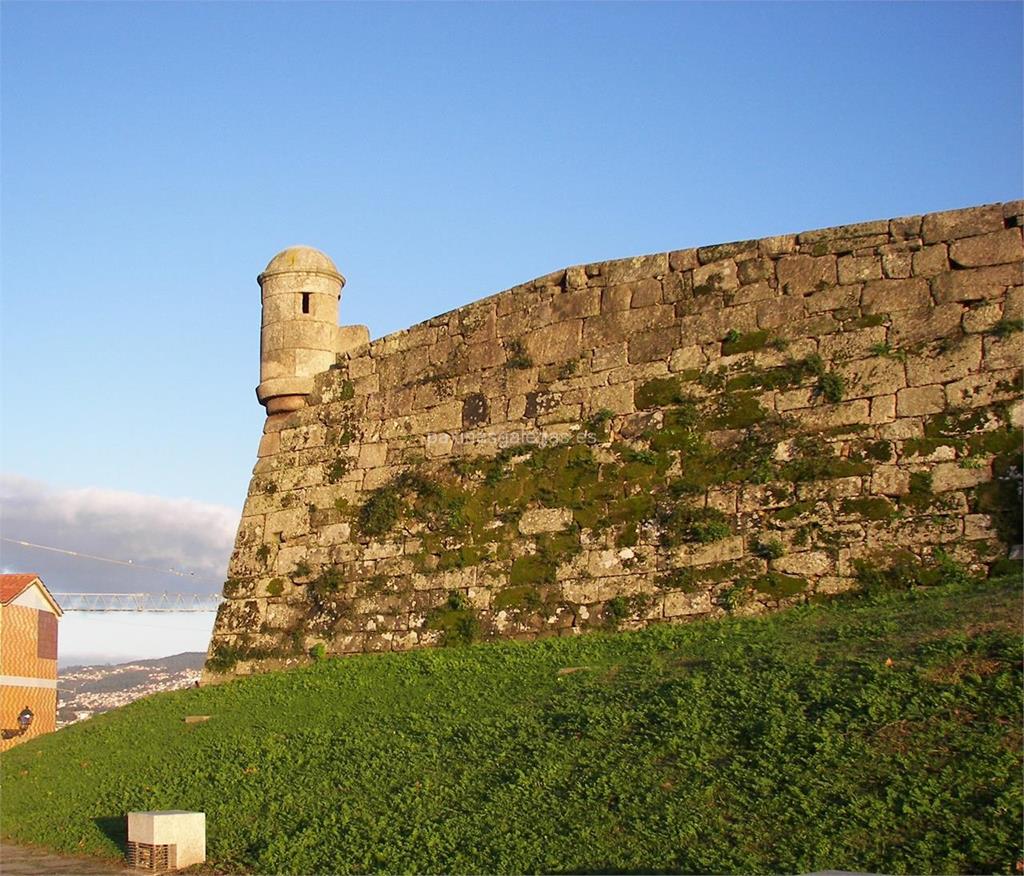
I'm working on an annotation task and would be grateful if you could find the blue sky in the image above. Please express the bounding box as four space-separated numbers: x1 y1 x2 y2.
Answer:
1 2 1021 658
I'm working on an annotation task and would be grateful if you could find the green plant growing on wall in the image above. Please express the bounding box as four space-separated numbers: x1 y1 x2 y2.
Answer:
309 643 327 661
255 544 271 565
721 329 770 356
717 583 750 612
558 359 579 379
635 378 687 409
266 578 285 597
358 485 404 537
426 590 480 646
603 596 631 628
753 538 785 560
853 547 970 596
585 408 615 442
657 503 731 547
505 340 533 369
327 458 350 483
817 370 846 403
989 318 1023 338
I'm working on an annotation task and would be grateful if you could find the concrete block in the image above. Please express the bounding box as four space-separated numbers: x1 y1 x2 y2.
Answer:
128 810 205 869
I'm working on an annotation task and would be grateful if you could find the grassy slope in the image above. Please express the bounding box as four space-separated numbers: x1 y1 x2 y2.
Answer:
3 577 1021 876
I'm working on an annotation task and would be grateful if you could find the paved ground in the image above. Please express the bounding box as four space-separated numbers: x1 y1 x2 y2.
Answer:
0 843 128 875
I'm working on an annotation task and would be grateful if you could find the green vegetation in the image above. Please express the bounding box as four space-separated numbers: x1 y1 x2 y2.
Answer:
721 329 770 356
817 370 846 403
505 339 533 369
326 458 350 483
337 379 355 401
751 571 807 599
988 318 1024 338
635 376 687 409
840 496 896 520
753 537 785 559
510 554 556 587
4 573 1020 875
426 590 480 646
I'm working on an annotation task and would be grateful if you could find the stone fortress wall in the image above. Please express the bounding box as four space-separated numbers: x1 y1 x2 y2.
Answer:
204 201 1023 679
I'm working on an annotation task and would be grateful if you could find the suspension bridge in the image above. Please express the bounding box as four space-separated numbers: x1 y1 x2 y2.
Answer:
2 537 225 611
51 592 222 612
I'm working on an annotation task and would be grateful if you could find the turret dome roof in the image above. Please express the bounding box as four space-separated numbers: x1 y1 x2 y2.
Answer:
259 246 342 282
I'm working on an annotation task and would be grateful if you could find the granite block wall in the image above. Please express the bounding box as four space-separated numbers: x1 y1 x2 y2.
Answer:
204 201 1023 679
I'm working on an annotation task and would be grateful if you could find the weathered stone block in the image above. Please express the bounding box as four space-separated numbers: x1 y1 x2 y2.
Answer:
921 204 1004 243
761 234 797 257
258 432 281 458
518 508 573 535
949 229 1022 267
731 281 776 304
756 297 805 330
896 385 945 416
799 219 890 244
804 285 861 314
629 327 679 364
670 536 745 566
583 305 676 348
890 214 922 240
357 442 388 468
882 249 912 279
931 462 991 493
905 337 982 387
737 258 774 285
551 288 601 320
911 244 948 277
1003 285 1023 320
962 302 1004 334
818 325 888 360
870 465 910 496
889 304 963 346
983 334 1024 371
629 279 663 308
669 344 704 372
523 319 583 365
870 394 896 423
796 477 863 502
600 253 668 284
669 249 699 272
932 263 1022 303
663 590 712 617
946 369 1020 408
601 284 632 313
590 382 635 415
836 357 906 400
838 255 882 284
772 551 832 576
776 254 837 295
693 258 739 295
861 277 931 314
698 239 758 264
796 399 871 430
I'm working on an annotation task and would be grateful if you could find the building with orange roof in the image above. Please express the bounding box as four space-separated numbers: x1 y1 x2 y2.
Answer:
0 574 62 750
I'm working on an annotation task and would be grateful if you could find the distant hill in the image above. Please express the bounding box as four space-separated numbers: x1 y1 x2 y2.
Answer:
5 575 1021 875
58 652 205 725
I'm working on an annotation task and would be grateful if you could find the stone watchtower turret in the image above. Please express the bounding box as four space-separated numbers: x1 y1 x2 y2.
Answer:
256 246 368 415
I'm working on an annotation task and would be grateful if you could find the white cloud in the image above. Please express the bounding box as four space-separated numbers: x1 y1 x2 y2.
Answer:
0 474 237 595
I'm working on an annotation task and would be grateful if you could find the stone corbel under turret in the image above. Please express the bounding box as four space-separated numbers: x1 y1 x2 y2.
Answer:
257 323 370 414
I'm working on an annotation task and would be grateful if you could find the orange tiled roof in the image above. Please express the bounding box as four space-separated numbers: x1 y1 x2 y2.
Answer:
0 574 44 605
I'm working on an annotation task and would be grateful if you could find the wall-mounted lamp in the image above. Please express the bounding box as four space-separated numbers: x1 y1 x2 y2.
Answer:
17 707 34 734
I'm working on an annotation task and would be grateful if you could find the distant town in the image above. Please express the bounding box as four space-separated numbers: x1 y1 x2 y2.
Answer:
57 652 205 726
